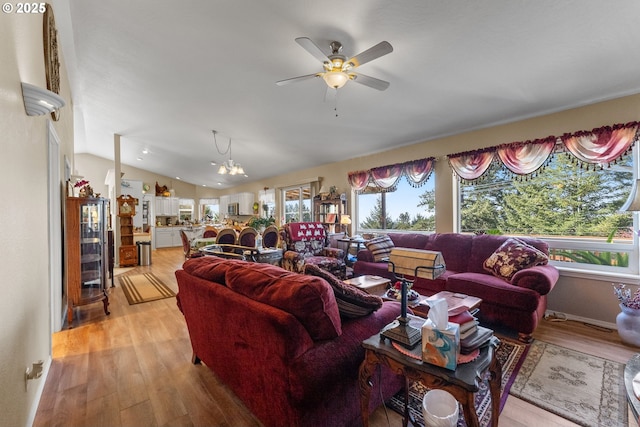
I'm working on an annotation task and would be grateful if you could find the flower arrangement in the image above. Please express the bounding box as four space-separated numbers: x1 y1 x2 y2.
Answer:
73 179 93 197
613 283 640 310
74 179 89 188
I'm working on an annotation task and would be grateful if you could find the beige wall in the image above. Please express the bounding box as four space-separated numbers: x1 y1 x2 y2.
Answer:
1 9 74 427
77 95 640 327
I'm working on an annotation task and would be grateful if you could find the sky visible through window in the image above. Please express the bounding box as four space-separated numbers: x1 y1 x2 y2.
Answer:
357 178 435 225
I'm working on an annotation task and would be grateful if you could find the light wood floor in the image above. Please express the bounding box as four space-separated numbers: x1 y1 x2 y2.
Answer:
34 247 639 427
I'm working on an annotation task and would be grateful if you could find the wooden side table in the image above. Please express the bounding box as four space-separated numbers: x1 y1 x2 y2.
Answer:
344 275 391 295
358 333 501 427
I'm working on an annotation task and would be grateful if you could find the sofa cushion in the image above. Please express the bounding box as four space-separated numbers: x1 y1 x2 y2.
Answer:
225 262 342 340
388 232 432 250
483 237 549 281
425 233 474 272
365 235 395 262
182 256 248 284
304 264 383 318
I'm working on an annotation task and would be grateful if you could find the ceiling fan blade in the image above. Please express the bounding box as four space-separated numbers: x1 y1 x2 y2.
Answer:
344 41 393 69
276 73 320 86
295 37 331 64
351 73 390 91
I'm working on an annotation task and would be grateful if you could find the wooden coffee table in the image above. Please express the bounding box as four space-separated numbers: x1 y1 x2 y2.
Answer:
359 332 501 427
344 275 391 295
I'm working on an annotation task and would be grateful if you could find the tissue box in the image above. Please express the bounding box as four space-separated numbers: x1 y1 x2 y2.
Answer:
421 320 460 370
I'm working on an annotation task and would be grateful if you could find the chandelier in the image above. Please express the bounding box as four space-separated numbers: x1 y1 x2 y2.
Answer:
211 130 245 176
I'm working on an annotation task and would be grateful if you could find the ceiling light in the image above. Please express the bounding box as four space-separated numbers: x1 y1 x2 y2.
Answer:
322 71 349 89
137 157 143 161
142 149 149 154
212 130 246 176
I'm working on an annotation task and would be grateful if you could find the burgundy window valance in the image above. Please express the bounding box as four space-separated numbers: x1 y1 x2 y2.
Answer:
348 157 435 193
447 121 640 183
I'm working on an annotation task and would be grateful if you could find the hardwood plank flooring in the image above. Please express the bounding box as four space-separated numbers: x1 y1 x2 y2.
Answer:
33 247 639 426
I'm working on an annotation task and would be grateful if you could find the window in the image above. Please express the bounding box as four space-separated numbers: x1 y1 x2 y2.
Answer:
258 189 276 219
357 178 436 233
199 198 219 222
459 150 637 274
282 185 312 223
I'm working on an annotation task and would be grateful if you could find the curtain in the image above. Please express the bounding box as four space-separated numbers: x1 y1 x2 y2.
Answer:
448 121 640 182
347 157 435 193
561 123 639 168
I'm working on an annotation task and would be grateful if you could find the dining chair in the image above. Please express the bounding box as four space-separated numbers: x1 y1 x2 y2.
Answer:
203 228 218 238
180 229 204 260
215 227 237 252
237 227 258 247
262 225 279 249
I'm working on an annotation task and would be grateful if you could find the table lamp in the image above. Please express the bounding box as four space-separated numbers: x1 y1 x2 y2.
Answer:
380 248 445 348
340 214 351 237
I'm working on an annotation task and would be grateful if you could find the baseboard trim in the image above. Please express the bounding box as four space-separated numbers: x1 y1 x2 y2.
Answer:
25 356 51 427
544 309 616 331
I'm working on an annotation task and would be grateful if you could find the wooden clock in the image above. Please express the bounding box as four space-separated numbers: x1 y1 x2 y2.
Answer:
116 195 138 266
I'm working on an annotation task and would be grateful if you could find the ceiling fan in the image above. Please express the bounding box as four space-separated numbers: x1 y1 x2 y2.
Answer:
276 37 393 91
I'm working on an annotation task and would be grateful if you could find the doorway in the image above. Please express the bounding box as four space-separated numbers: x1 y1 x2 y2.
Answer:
48 122 64 333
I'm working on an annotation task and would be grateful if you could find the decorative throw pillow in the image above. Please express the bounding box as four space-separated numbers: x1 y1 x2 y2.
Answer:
483 237 549 281
304 264 383 318
365 235 395 262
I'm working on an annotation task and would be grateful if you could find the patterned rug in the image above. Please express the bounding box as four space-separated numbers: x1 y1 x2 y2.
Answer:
118 273 176 305
510 340 627 427
387 337 529 427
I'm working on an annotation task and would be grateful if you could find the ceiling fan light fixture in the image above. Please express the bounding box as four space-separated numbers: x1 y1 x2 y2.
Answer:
322 71 349 89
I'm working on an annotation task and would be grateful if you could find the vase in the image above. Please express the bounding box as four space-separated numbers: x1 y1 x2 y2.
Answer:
616 303 640 347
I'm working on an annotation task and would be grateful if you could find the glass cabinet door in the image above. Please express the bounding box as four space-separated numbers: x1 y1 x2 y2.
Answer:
79 201 105 300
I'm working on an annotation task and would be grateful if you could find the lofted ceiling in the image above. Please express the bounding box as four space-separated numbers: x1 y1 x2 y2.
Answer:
52 0 640 189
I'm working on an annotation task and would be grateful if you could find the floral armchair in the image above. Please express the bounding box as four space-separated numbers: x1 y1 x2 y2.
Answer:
280 222 346 279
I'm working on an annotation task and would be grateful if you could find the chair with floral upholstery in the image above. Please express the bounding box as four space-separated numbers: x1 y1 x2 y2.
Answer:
280 222 346 279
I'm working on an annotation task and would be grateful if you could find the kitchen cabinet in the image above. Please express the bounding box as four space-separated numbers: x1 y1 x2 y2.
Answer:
155 227 184 248
238 192 255 215
65 197 110 327
155 196 179 216
219 195 229 218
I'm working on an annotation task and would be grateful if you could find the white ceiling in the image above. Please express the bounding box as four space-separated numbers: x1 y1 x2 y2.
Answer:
52 0 640 189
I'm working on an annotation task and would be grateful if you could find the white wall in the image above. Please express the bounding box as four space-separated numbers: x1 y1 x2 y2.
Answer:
0 8 74 427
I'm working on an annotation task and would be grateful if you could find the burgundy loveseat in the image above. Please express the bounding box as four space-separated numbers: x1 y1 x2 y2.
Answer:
353 233 559 342
175 256 403 427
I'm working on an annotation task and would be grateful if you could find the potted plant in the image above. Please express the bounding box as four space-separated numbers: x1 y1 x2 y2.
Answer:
613 284 640 346
248 216 275 233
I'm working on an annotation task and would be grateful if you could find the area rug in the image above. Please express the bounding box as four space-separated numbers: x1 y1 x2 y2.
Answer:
387 337 529 427
510 340 627 427
118 273 176 305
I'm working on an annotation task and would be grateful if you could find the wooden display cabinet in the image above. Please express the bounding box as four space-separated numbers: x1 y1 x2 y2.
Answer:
65 197 110 327
313 194 344 232
117 195 138 267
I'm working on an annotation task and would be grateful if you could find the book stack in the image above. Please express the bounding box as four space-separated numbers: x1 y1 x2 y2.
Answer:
448 308 478 340
448 306 493 354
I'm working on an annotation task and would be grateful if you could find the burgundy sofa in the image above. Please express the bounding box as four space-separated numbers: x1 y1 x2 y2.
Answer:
175 256 403 427
353 233 559 342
